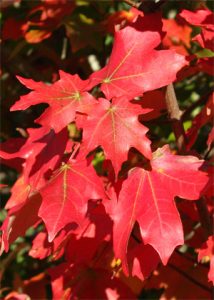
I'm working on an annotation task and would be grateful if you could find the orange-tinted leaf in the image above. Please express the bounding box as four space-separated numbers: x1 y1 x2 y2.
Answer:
162 18 192 55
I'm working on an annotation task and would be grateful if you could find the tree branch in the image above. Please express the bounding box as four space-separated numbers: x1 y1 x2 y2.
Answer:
165 84 187 153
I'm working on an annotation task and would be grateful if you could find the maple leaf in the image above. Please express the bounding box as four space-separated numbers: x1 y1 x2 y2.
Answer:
195 30 214 52
89 15 187 99
11 71 97 132
24 0 75 43
77 97 152 176
180 9 214 29
0 137 26 160
138 89 166 122
5 175 31 210
0 193 42 254
104 10 136 34
162 18 192 55
180 9 214 52
0 127 68 190
197 236 214 285
127 237 160 280
25 127 68 189
29 231 53 260
109 146 209 273
38 157 105 242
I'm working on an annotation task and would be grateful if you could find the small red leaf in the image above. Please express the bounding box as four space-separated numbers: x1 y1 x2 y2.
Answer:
11 71 97 132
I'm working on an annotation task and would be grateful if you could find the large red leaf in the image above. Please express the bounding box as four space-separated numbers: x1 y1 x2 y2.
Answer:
38 157 105 242
11 71 97 132
109 146 209 273
77 97 151 175
89 15 187 99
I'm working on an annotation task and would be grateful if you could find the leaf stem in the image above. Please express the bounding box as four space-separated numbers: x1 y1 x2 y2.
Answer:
70 143 81 160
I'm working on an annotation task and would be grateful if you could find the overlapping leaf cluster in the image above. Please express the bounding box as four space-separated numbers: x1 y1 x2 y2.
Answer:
1 2 213 299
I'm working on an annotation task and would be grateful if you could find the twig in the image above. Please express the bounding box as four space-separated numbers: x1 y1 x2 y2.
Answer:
123 0 140 9
165 84 187 153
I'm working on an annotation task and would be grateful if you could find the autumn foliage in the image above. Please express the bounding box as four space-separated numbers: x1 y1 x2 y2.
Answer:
0 0 213 299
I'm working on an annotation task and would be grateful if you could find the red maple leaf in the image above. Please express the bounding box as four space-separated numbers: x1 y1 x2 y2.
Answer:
108 146 209 273
0 193 42 254
180 9 214 29
11 71 97 132
127 237 160 280
5 175 30 210
162 18 192 55
180 9 214 52
0 127 68 190
38 156 105 242
77 97 152 176
138 89 167 121
89 15 187 99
